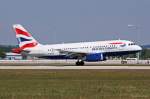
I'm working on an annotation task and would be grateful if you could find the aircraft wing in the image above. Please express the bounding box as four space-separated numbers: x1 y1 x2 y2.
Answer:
56 49 87 58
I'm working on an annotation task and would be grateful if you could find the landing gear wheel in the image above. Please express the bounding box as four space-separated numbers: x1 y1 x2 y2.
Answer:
76 61 84 66
76 61 80 66
80 61 84 66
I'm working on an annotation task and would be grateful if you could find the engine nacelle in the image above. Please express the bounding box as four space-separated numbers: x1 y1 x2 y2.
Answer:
85 53 106 62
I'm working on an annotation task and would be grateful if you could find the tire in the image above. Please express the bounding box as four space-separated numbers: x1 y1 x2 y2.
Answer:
76 61 80 66
80 61 84 66
76 61 84 66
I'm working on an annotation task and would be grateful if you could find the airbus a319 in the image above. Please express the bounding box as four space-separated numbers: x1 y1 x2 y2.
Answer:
12 24 142 65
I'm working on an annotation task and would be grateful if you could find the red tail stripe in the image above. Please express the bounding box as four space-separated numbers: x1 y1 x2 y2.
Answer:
15 28 31 37
110 42 124 44
20 42 38 50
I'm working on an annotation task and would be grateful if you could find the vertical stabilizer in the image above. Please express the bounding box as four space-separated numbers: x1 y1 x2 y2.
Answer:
13 24 39 49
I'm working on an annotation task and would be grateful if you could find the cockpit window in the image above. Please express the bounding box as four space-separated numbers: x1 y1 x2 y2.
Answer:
128 43 136 46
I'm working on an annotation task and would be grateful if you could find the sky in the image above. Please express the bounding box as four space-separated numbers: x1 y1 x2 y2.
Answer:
0 0 150 45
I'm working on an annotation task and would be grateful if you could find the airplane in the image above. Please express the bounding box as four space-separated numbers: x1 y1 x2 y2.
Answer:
12 24 142 65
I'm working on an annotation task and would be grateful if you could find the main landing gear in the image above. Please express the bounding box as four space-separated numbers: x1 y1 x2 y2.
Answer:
76 60 84 66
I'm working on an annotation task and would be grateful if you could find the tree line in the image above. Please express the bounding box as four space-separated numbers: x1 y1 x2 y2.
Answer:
0 45 17 58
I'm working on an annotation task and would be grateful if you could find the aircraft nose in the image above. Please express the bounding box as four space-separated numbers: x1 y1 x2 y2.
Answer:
137 45 142 51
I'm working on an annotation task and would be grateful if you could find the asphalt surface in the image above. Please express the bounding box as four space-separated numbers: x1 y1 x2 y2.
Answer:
0 66 150 69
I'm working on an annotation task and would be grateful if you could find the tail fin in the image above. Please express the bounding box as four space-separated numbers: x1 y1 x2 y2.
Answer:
13 24 39 50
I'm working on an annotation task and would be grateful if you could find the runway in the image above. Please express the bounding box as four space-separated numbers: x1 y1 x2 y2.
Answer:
0 66 150 69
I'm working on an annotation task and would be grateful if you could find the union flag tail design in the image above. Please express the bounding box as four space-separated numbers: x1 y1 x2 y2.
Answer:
12 24 39 53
